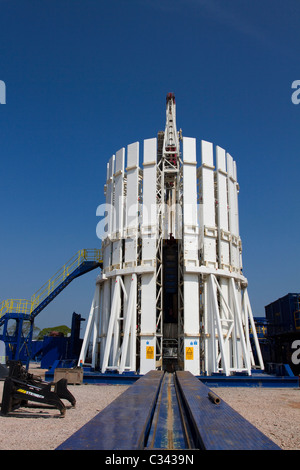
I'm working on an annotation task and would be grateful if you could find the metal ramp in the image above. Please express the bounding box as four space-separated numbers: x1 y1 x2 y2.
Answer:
0 249 102 365
56 371 281 450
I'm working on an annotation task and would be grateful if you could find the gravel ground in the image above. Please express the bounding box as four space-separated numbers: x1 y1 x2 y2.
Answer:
210 386 300 450
0 366 299 450
0 379 129 450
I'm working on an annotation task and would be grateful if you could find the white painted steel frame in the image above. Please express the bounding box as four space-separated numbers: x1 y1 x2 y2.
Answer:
101 144 141 373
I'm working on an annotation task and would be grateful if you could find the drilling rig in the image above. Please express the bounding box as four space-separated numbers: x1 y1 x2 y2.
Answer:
78 93 264 377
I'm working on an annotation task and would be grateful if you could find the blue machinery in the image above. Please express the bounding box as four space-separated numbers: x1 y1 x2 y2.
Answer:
57 370 280 450
0 249 102 367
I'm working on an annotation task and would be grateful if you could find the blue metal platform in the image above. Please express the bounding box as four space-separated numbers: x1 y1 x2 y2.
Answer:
56 371 281 451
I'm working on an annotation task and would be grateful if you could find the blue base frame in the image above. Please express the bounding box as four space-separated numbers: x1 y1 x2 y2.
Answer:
45 366 299 387
199 371 299 388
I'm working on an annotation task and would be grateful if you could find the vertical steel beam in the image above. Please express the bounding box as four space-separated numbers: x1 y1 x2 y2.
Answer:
215 146 231 367
101 275 122 373
91 282 101 369
243 288 264 370
78 281 99 366
229 277 251 374
208 274 230 375
119 274 137 373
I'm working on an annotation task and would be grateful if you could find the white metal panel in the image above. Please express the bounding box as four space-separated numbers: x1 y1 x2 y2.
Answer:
106 155 115 240
183 274 200 375
226 153 237 234
124 142 139 267
201 141 215 227
233 159 243 271
216 146 228 227
182 137 198 264
102 156 115 274
216 145 230 269
142 138 157 262
112 148 125 269
182 137 200 375
227 153 240 272
140 274 157 374
112 147 125 236
140 138 157 374
199 140 217 268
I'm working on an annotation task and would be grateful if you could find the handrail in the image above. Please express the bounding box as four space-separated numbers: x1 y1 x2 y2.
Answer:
0 249 102 319
30 249 102 312
0 299 32 316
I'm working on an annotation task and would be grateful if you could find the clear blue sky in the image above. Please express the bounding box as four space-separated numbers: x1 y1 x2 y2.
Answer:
0 0 299 332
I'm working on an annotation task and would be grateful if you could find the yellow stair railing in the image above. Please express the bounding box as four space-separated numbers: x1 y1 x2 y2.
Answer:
0 249 102 319
0 299 32 316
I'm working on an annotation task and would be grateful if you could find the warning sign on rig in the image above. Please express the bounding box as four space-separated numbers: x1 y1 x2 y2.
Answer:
146 346 154 359
185 347 194 360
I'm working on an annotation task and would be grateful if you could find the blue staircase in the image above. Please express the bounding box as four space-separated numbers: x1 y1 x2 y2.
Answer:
30 260 101 319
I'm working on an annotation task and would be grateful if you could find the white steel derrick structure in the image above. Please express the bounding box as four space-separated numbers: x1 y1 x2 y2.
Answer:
79 93 264 376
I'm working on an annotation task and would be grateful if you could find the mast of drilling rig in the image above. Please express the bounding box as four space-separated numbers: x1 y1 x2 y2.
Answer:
162 92 181 239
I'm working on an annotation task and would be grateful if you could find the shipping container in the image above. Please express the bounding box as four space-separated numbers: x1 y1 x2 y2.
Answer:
265 293 300 335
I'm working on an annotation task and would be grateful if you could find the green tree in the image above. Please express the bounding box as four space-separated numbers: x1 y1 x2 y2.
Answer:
36 325 71 340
